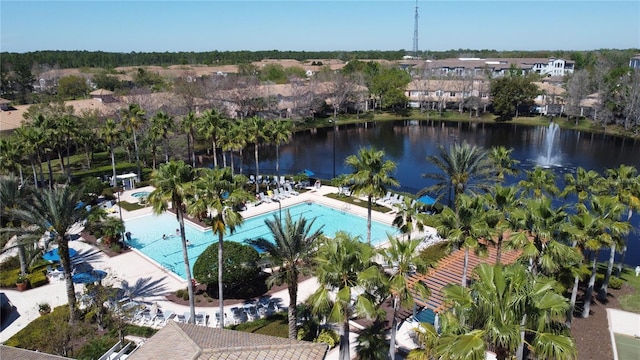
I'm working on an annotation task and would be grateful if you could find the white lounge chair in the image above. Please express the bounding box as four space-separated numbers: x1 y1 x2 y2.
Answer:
244 304 259 322
259 192 273 203
384 193 399 205
195 312 207 326
390 195 404 205
285 183 299 196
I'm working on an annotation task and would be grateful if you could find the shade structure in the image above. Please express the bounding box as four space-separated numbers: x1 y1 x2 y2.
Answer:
303 169 315 177
72 270 107 284
43 248 77 262
417 194 436 205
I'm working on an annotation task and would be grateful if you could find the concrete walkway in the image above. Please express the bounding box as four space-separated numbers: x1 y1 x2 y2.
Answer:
607 308 640 360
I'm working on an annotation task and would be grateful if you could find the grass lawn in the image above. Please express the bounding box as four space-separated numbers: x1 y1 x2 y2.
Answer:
118 201 147 211
228 312 289 338
619 266 640 313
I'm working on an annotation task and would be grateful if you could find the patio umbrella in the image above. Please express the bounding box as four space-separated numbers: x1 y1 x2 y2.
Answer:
303 169 315 177
417 194 436 206
72 270 107 284
43 248 78 262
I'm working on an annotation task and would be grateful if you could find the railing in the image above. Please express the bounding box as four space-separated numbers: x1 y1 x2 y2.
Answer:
98 340 131 360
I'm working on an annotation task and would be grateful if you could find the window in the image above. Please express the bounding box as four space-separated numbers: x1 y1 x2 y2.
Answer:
435 90 444 97
449 92 456 97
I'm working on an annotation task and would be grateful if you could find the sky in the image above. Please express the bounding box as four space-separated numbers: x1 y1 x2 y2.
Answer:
1 0 639 53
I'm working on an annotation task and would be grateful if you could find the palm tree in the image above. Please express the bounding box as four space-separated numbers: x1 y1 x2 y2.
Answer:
435 263 576 360
392 196 427 240
245 116 269 194
345 147 399 244
246 211 324 339
147 160 197 323
57 114 79 177
379 236 430 360
198 108 226 168
518 167 559 200
226 121 248 175
0 175 33 275
9 186 88 323
572 195 630 318
308 232 385 360
120 103 146 181
150 111 174 164
427 194 490 286
267 119 293 177
355 320 389 360
483 185 521 264
602 165 640 278
488 146 519 182
421 141 495 209
13 126 44 188
180 111 199 167
100 118 121 186
0 136 25 184
561 167 603 205
189 167 252 328
509 197 577 276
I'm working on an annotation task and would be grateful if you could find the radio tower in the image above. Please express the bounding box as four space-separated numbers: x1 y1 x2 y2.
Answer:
412 0 419 58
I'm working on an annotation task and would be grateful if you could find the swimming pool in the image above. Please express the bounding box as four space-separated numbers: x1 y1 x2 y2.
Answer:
131 191 150 198
124 202 398 279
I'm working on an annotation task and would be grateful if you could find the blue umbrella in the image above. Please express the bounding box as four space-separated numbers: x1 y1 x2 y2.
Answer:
303 169 315 177
43 248 78 262
72 270 107 284
417 194 436 206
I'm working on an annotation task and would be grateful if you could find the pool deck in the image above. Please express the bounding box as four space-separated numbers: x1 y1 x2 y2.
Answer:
1 183 430 355
607 308 640 360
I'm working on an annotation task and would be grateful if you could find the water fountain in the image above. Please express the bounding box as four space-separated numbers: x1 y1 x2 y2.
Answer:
538 120 560 167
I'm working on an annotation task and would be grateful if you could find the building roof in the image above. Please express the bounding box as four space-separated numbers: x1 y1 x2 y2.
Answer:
0 345 74 360
127 322 328 360
408 245 521 313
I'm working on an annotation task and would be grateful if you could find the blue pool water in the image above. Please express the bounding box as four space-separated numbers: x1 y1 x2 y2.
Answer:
131 191 150 198
124 202 398 279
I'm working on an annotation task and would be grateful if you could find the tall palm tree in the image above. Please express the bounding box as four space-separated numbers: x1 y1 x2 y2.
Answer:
308 232 385 360
392 196 427 240
58 114 79 177
13 126 44 188
518 167 559 200
0 137 25 183
602 165 640 278
345 147 399 244
9 186 88 323
147 161 197 323
483 185 521 264
435 264 576 360
180 111 199 167
198 108 226 168
150 111 174 164
379 236 430 360
0 175 33 275
245 116 269 194
100 118 121 186
421 141 495 209
226 121 248 175
573 195 630 318
189 167 252 328
488 146 519 182
509 198 577 276
267 119 293 177
246 211 324 339
120 103 146 181
427 194 490 287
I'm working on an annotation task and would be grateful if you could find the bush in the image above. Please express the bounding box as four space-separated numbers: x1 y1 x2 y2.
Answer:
314 328 339 348
418 241 450 265
193 241 262 298
27 270 49 288
609 276 625 289
0 255 20 271
176 289 185 298
0 269 20 288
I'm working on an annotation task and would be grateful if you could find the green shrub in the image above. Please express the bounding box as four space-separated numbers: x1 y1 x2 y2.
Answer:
76 336 119 360
314 328 339 348
418 241 450 266
27 271 49 288
297 327 309 341
609 276 625 289
0 269 21 288
176 289 185 298
0 255 20 271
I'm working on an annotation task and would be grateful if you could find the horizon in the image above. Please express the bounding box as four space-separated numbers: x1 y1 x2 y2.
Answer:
1 1 638 54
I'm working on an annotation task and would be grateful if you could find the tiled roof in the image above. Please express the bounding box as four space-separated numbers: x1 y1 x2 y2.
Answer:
0 345 74 360
408 245 521 313
128 321 328 360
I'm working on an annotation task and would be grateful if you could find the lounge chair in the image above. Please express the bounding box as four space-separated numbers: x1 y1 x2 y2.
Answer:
155 310 174 327
383 193 399 205
259 192 273 203
285 183 299 196
175 312 187 323
274 188 290 199
390 195 404 205
249 175 256 184
195 312 207 326
380 191 392 202
244 304 259 322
